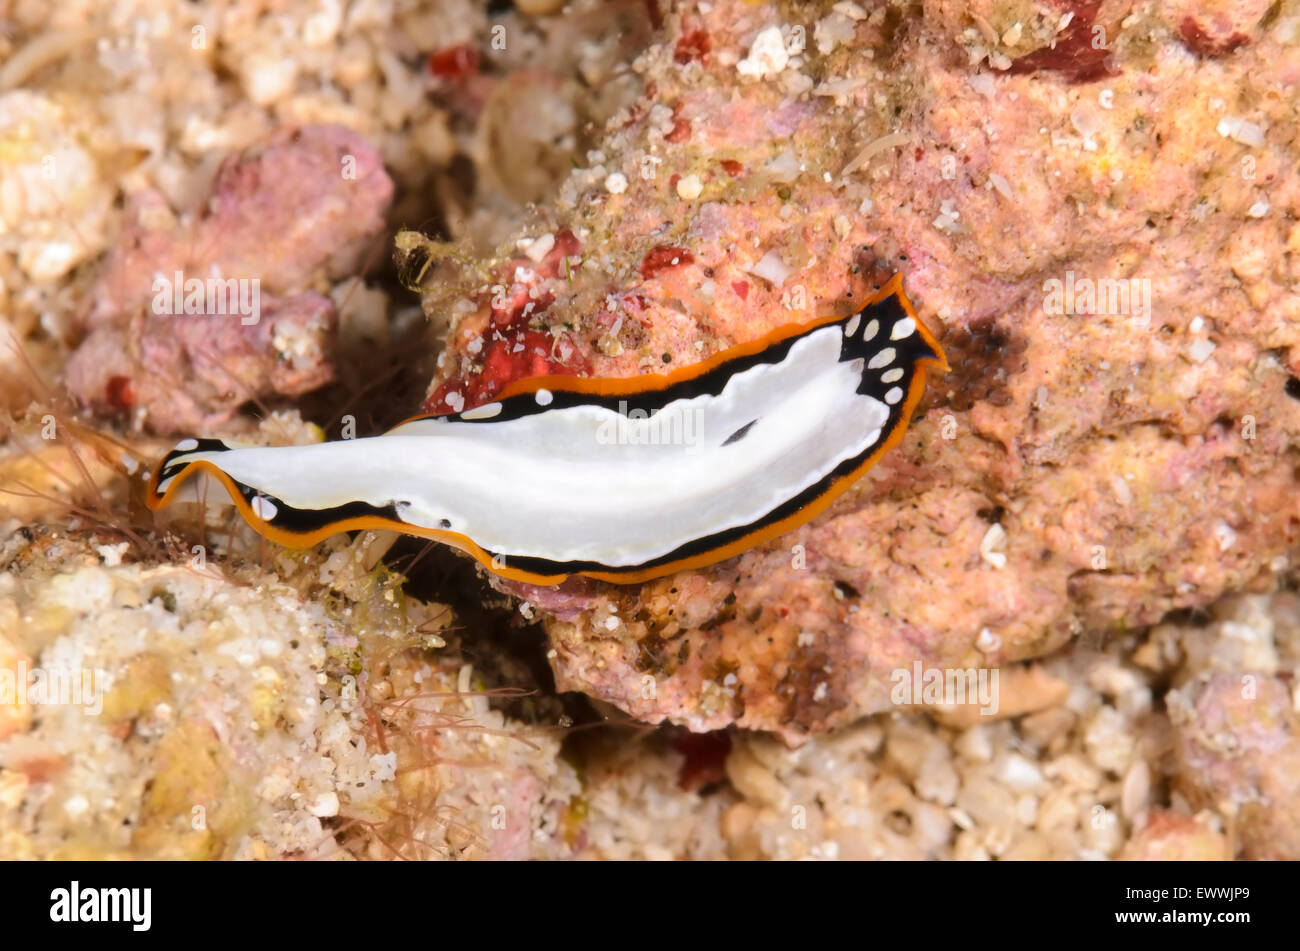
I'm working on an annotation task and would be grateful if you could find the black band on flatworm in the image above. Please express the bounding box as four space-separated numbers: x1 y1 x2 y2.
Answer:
430 290 941 428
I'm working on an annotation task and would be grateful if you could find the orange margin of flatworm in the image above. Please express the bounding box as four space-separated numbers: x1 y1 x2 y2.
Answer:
147 274 949 586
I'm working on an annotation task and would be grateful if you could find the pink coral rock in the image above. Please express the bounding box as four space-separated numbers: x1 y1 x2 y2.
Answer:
1169 673 1300 859
66 125 393 432
412 0 1300 743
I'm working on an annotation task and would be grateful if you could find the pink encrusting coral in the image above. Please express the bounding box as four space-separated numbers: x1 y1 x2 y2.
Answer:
413 0 1300 743
64 124 394 432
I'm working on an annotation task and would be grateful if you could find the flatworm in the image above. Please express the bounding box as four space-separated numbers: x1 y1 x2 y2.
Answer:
148 274 948 585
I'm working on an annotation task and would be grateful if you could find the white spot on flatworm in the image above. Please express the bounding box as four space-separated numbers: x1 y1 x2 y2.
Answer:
868 347 896 369
884 386 904 405
176 438 198 451
863 319 880 341
460 402 502 420
845 314 861 336
534 389 553 406
891 317 917 340
251 496 278 520
882 367 904 383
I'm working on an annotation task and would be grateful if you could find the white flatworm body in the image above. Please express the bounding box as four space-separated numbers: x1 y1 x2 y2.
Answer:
149 275 947 584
